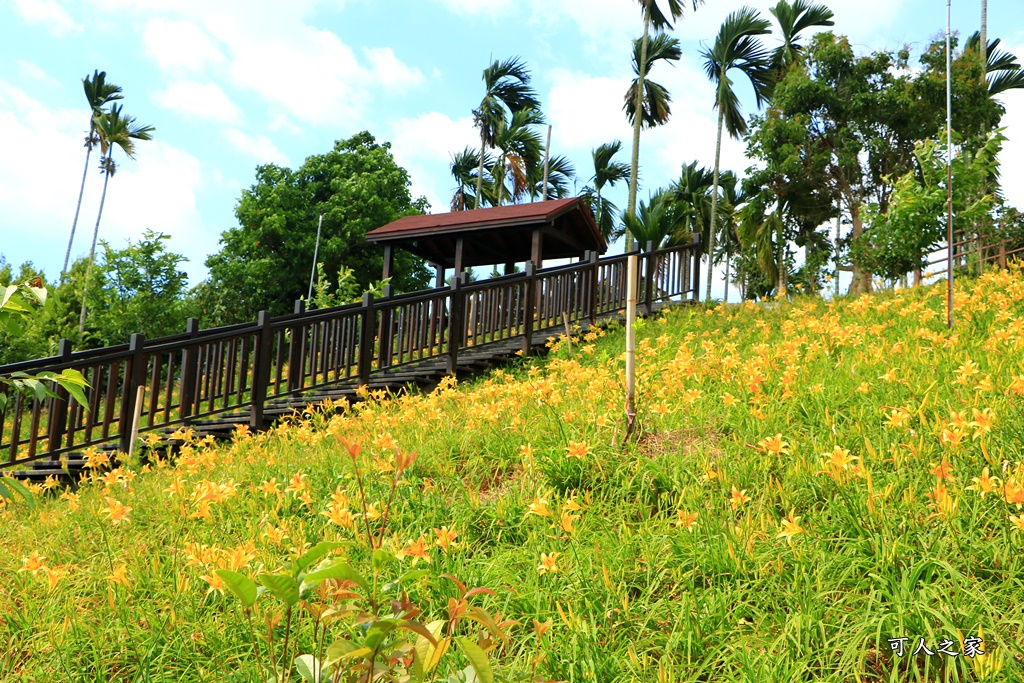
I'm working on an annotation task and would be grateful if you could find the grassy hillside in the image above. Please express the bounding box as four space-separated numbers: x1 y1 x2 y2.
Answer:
3 265 1024 682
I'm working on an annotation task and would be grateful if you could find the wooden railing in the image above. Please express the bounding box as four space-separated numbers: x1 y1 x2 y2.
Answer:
924 232 1024 274
0 238 701 469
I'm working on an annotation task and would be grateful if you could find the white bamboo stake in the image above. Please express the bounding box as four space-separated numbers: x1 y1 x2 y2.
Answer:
128 385 145 460
625 254 638 437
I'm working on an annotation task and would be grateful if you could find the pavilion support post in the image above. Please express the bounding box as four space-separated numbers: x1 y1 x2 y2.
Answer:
379 284 394 369
382 244 394 281
504 262 515 275
454 237 465 276
531 229 543 268
522 262 537 355
435 264 445 289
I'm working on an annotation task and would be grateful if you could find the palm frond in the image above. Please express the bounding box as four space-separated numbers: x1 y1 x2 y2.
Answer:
631 32 683 76
639 0 704 32
989 68 1024 96
592 141 630 191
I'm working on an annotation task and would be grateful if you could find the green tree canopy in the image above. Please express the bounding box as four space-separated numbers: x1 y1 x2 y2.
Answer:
202 132 431 324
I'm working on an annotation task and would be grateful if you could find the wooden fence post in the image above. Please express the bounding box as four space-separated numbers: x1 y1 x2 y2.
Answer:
643 241 655 316
1000 240 1008 270
522 262 536 356
180 318 200 424
447 275 464 375
46 338 73 457
287 300 306 393
358 293 375 388
692 234 702 302
379 284 394 370
250 311 273 429
118 333 147 455
589 251 599 325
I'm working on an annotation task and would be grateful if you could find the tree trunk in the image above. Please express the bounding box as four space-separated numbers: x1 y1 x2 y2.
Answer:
848 200 873 295
981 0 987 63
706 107 725 301
79 151 112 334
724 250 731 304
63 127 95 281
474 127 487 209
625 13 651 253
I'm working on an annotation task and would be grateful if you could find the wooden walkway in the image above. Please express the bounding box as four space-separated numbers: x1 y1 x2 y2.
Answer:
1 240 701 481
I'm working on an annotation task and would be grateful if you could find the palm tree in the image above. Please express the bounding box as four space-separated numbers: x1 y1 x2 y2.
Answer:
626 0 703 251
529 154 575 202
670 161 715 242
586 141 631 241
715 172 746 303
78 105 155 333
490 107 546 206
623 33 683 131
700 7 773 301
965 32 1024 95
472 58 541 209
768 0 834 78
623 190 689 251
450 147 489 211
62 70 123 282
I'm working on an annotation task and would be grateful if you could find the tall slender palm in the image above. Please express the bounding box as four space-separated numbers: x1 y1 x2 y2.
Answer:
63 70 123 282
472 58 541 209
716 172 745 303
490 107 546 206
529 154 575 202
623 33 683 131
588 141 631 240
626 0 703 251
700 7 773 301
623 190 689 251
670 161 715 242
450 147 491 211
79 105 155 333
768 0 834 78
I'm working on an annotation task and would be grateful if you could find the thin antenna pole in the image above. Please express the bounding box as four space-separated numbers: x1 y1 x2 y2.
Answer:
308 212 324 301
946 0 954 330
542 124 552 201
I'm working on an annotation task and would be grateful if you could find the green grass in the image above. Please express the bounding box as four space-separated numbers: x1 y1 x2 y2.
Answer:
3 265 1024 682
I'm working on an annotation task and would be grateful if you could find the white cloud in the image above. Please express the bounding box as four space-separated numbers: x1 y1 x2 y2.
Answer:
224 129 291 166
16 60 61 88
11 0 81 35
998 47 1024 213
0 81 215 285
387 112 478 212
365 47 424 89
433 0 515 15
143 18 227 74
152 81 242 125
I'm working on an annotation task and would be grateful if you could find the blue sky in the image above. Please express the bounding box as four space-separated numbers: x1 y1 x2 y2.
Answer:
1 0 1022 300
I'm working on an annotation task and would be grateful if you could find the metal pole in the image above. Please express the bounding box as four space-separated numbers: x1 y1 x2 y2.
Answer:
307 212 324 302
946 0 954 330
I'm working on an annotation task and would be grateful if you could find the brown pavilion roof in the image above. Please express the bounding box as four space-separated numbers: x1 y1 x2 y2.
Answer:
366 197 607 269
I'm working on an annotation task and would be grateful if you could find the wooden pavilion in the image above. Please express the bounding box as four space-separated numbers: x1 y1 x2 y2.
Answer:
366 197 607 287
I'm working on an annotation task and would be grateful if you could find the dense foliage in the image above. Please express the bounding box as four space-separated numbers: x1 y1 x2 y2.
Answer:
201 132 432 324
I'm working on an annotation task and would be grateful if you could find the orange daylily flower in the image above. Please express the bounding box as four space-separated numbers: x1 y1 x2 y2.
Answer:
103 497 132 525
537 552 561 575
777 510 806 543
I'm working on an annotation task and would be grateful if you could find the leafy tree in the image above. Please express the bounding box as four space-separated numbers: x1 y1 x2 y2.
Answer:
78 104 155 332
202 132 431 324
700 6 773 300
625 0 703 251
623 190 690 251
79 230 190 345
63 70 123 281
472 58 541 209
854 131 1004 281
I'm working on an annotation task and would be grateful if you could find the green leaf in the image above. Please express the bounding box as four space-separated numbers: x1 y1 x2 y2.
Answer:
398 569 430 584
215 569 258 608
1 285 19 309
454 638 493 683
325 638 357 665
364 618 400 650
257 572 300 606
296 541 342 574
294 654 326 683
373 548 397 571
0 477 36 510
303 559 370 594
